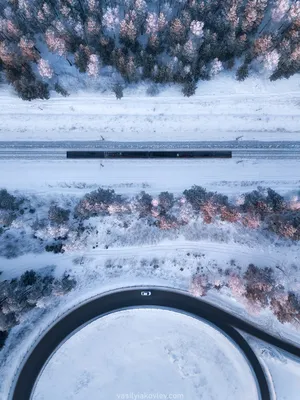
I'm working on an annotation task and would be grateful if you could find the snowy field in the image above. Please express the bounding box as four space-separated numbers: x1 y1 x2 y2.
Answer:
32 308 259 400
0 158 300 196
1 75 300 142
241 334 300 400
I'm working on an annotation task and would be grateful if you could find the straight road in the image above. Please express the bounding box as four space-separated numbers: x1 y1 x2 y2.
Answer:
9 287 300 400
1 141 300 159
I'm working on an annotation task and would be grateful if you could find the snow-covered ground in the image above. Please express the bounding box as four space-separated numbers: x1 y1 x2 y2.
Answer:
242 334 300 400
1 75 300 142
32 308 259 400
0 158 300 196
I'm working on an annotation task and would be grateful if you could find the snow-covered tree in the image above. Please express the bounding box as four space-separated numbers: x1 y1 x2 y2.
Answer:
242 0 268 32
18 37 38 61
120 19 137 43
291 45 300 61
87 54 100 77
262 49 280 73
38 58 53 79
169 18 185 43
289 1 300 21
253 35 273 56
158 13 168 31
272 0 290 22
226 1 240 29
45 29 66 56
182 39 197 62
146 12 158 35
210 58 223 76
0 42 14 66
182 79 197 97
102 7 120 33
190 20 204 38
134 0 147 24
87 17 100 35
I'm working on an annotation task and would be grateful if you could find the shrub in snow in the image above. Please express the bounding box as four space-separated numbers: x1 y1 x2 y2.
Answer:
0 210 15 227
190 274 209 297
48 205 70 225
182 80 197 97
242 213 261 229
228 274 246 298
135 191 153 217
184 186 228 210
266 210 300 240
146 83 159 96
0 189 21 210
75 188 123 219
241 189 268 215
236 64 249 81
45 242 65 253
266 188 285 212
20 270 37 287
271 292 300 324
0 311 16 333
157 214 179 230
158 192 174 213
220 206 240 223
14 76 50 100
0 330 8 349
183 186 208 209
244 264 275 308
54 83 69 97
113 83 124 99
200 200 219 224
241 188 285 217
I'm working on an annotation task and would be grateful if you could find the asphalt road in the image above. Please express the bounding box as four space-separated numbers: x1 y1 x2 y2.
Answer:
9 287 300 400
1 140 300 159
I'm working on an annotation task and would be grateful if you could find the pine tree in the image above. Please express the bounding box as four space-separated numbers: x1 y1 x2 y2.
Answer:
113 83 124 99
182 79 197 97
236 63 249 81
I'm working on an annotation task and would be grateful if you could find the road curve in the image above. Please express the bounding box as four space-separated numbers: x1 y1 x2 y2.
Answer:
10 287 300 400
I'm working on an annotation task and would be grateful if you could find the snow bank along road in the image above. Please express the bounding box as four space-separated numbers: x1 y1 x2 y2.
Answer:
1 141 300 159
10 288 300 400
1 77 300 142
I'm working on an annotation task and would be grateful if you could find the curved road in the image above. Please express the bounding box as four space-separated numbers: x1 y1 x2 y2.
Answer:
9 287 300 400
